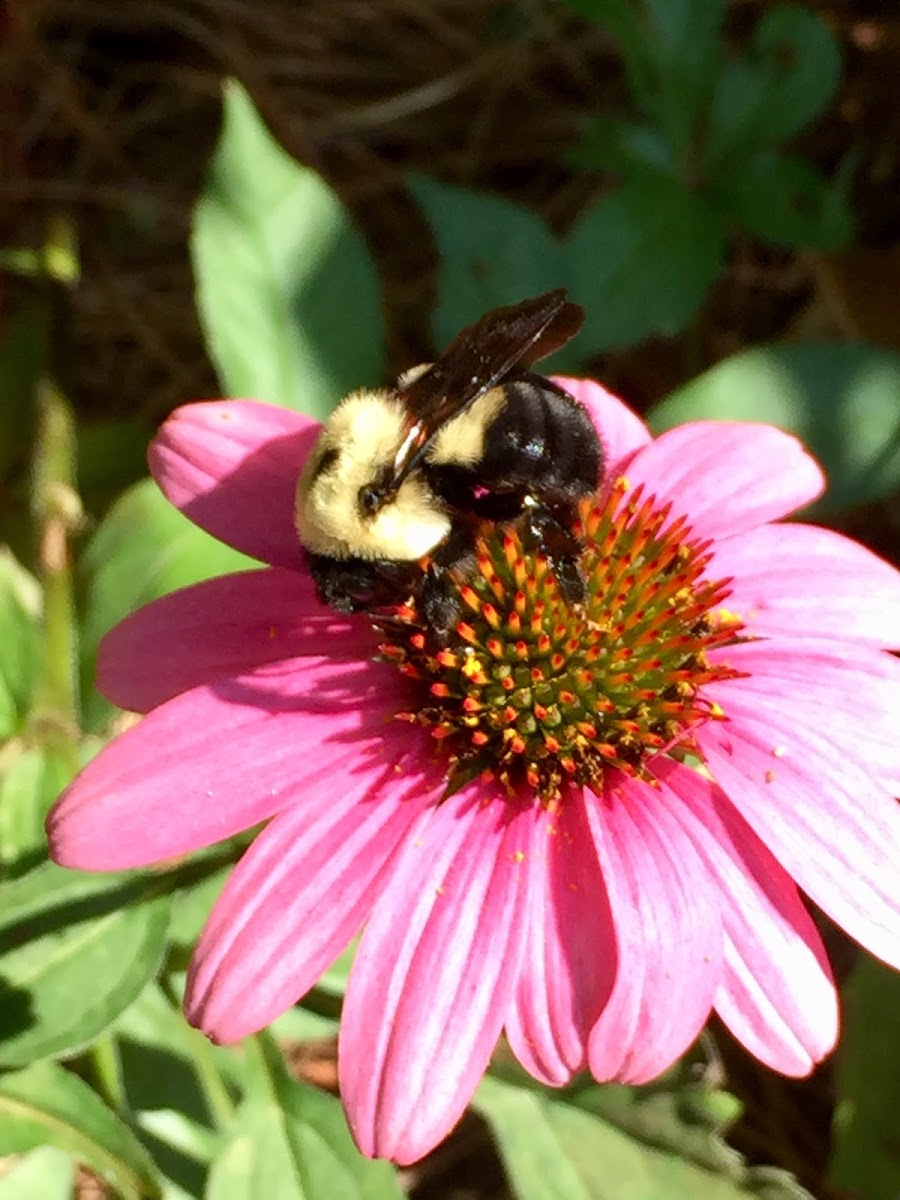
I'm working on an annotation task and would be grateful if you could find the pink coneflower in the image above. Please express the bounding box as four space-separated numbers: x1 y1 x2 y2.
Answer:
48 380 900 1165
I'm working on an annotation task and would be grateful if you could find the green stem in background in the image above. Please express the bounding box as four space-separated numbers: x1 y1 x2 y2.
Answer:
242 1032 279 1101
158 975 238 1131
194 1024 239 1130
91 1032 129 1116
28 376 82 776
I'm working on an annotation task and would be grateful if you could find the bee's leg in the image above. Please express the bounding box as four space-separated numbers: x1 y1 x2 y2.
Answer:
304 553 384 614
420 526 478 643
520 503 586 605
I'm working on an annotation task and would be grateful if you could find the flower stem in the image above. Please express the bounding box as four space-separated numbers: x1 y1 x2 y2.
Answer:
241 1030 298 1108
90 1033 128 1115
29 377 82 775
158 975 237 1130
193 1027 238 1130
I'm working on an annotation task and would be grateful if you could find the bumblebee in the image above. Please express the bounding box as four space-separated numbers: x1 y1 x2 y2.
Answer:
295 289 602 640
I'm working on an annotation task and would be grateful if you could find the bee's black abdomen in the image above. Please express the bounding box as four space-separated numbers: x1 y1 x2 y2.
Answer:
476 376 601 503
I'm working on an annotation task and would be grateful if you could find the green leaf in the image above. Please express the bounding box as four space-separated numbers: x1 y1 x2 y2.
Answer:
0 1145 72 1200
648 342 900 515
410 173 724 358
167 865 230 949
270 1005 339 1045
638 0 726 153
0 686 14 746
717 151 852 250
0 861 171 1066
192 80 385 419
563 1 726 155
476 1074 813 1200
568 118 677 177
705 6 841 169
569 176 725 349
207 1033 401 1200
750 7 842 138
115 984 242 1199
150 845 247 970
558 0 657 121
117 983 245 1119
0 549 41 734
829 957 900 1200
0 744 73 872
406 173 573 361
78 419 152 515
78 477 254 732
0 1060 160 1199
641 0 727 65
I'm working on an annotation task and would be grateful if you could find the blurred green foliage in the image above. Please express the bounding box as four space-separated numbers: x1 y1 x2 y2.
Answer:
415 1 850 351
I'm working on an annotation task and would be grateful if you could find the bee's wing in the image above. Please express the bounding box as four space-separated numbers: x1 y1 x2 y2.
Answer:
390 289 584 479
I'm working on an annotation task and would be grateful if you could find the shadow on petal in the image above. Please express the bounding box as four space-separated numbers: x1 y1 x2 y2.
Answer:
149 400 320 570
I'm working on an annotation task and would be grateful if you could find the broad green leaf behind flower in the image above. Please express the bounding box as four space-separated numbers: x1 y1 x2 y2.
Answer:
649 342 900 515
0 862 170 1067
476 1073 815 1200
207 1033 402 1200
79 477 255 732
192 80 385 420
0 1061 161 1199
408 173 724 360
829 958 900 1200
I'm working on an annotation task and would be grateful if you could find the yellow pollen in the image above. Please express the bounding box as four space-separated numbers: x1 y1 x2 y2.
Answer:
714 607 743 627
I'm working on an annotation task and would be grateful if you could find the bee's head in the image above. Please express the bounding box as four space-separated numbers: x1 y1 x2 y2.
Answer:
295 389 451 562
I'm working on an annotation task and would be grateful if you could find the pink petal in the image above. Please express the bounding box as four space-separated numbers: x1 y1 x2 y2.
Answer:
505 790 616 1085
698 705 900 971
585 775 722 1085
98 567 379 712
709 523 900 648
339 782 537 1165
148 401 318 570
553 376 651 474
47 656 411 871
655 760 837 1075
185 729 442 1041
624 422 825 538
708 638 900 792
